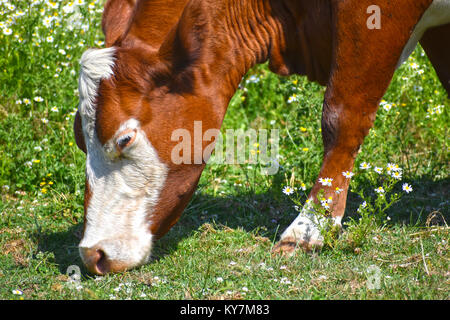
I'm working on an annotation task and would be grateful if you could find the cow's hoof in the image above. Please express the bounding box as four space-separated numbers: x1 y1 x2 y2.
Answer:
272 237 323 256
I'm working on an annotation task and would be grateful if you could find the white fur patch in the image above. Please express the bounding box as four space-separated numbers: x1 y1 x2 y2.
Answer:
77 48 168 269
78 47 116 141
398 0 450 66
280 200 324 245
280 200 343 246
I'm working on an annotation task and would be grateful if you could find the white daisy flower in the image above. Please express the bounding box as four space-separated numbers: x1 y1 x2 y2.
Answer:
282 186 294 195
12 289 23 295
374 187 385 194
360 162 371 170
3 28 12 35
335 187 343 194
342 171 354 179
391 171 402 180
402 183 413 193
318 177 333 186
374 167 383 174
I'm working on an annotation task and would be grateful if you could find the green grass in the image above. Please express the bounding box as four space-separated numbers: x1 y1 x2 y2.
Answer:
0 0 448 300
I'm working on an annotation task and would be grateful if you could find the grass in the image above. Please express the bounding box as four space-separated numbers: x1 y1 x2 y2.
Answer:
0 0 449 300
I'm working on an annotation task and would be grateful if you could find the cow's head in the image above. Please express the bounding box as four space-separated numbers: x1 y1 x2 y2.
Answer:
74 4 231 274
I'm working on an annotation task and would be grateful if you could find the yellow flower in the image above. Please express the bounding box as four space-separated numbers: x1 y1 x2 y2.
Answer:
69 142 73 146
302 148 309 152
48 181 53 185
41 188 48 194
40 182 46 186
33 159 40 163
300 127 307 132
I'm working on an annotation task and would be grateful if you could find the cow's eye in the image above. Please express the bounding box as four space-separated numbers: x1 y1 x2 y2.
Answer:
116 130 137 152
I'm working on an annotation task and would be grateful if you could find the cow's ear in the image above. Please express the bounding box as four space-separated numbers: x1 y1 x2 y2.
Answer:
102 0 136 47
158 1 204 75
74 111 87 154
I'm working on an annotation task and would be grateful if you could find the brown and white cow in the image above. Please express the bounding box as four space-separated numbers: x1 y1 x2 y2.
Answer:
74 0 450 274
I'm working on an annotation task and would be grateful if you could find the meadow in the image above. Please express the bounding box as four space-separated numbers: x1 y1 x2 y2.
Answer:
0 0 448 300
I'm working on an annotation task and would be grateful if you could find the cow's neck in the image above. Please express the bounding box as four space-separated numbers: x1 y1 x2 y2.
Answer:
201 0 282 98
161 0 294 103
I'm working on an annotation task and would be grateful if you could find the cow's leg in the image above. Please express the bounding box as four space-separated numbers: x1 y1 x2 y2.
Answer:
273 0 433 254
420 24 450 97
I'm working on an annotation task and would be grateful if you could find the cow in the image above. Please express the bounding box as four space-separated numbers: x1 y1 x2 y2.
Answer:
74 0 450 274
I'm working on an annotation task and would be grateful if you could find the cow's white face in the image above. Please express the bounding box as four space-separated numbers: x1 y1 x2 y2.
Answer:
76 48 168 274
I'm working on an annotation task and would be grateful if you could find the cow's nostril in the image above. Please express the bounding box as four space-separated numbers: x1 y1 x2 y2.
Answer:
80 246 110 275
95 249 109 275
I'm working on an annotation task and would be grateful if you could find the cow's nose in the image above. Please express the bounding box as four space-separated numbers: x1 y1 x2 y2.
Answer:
79 246 116 275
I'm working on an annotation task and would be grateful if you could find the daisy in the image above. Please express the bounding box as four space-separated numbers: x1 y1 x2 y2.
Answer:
43 16 53 28
2 27 12 35
12 289 23 295
320 200 330 209
383 103 392 112
287 95 298 104
282 186 294 195
51 106 59 112
318 177 333 187
374 167 383 174
300 183 306 191
360 162 371 170
335 187 343 194
374 187 385 194
402 183 413 193
63 2 75 14
391 171 402 180
34 96 44 102
47 1 59 9
342 171 354 179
